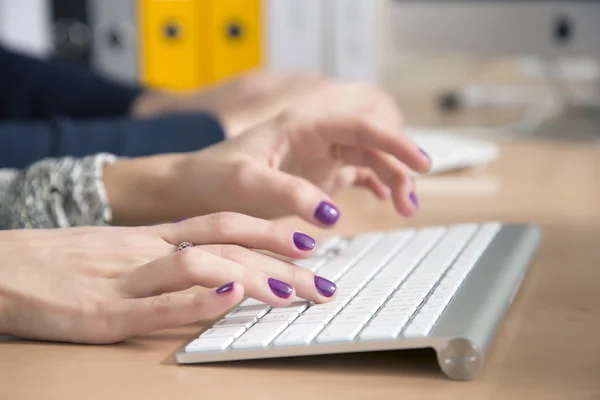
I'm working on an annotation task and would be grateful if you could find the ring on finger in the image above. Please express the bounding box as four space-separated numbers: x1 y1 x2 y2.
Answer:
177 242 194 251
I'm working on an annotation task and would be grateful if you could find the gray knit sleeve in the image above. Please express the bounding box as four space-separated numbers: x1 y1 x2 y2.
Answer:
0 154 117 229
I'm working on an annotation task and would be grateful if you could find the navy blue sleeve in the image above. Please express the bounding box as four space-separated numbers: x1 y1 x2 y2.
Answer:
0 46 143 120
0 112 226 169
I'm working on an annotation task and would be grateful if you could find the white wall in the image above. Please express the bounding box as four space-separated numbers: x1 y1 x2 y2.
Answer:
0 0 51 56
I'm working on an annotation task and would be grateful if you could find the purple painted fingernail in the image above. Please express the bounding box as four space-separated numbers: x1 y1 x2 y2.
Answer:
419 148 431 161
293 232 316 251
314 201 340 225
216 282 234 294
175 218 188 223
314 276 337 298
268 278 293 298
410 192 419 210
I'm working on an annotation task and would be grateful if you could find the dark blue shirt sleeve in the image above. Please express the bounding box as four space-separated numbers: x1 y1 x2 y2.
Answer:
0 112 226 169
0 46 143 120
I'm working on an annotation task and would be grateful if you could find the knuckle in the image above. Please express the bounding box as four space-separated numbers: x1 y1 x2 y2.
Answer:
77 297 120 341
173 249 198 277
151 293 174 316
207 211 243 238
219 244 248 264
284 180 309 207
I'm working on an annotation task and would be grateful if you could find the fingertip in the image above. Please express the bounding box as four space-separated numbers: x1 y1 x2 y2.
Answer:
293 232 317 252
266 277 296 307
313 201 341 227
211 282 245 306
313 275 338 303
418 148 433 173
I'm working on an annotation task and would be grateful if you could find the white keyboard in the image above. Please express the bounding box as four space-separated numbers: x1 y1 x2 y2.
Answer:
177 222 542 381
408 129 501 175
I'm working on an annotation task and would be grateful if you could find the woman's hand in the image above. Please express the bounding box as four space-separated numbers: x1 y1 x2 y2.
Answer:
131 70 325 137
105 82 431 226
0 213 336 344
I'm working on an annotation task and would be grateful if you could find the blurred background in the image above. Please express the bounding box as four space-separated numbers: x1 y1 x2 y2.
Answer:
1 0 599 140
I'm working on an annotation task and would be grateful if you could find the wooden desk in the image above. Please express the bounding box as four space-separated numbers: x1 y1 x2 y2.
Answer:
1 138 599 399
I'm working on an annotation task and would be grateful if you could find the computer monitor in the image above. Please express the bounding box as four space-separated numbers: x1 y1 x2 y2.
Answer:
388 0 600 140
389 1 600 60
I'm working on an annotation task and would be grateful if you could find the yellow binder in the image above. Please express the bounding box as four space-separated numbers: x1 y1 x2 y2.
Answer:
139 0 211 91
207 0 262 83
139 0 262 90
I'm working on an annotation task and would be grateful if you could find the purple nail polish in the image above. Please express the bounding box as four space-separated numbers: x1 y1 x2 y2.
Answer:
216 282 234 294
175 218 188 223
410 192 419 210
293 232 316 251
314 201 340 225
314 276 337 298
419 148 431 161
268 278 293 298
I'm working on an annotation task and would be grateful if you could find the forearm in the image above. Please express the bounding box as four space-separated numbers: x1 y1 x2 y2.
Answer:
0 112 226 169
0 155 116 229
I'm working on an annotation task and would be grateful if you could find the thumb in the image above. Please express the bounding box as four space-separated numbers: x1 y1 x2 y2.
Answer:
254 167 341 227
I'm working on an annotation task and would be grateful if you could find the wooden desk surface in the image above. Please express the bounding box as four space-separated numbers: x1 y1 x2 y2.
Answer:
1 138 599 399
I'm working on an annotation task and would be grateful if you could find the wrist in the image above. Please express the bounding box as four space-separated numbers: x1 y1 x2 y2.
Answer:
103 154 186 226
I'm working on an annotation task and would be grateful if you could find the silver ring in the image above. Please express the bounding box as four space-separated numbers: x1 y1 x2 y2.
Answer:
177 242 194 251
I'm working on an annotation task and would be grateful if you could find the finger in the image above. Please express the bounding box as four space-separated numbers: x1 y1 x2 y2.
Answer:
330 167 390 200
115 283 245 340
200 244 337 303
117 248 299 307
329 166 360 193
249 166 342 228
156 212 317 259
339 146 418 217
351 168 391 200
314 114 431 173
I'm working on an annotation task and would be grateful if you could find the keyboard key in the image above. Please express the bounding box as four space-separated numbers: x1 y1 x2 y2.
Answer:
226 305 270 319
259 312 298 324
199 326 246 339
403 323 433 338
232 322 289 349
303 303 343 316
273 324 325 347
270 302 309 314
376 305 415 317
294 313 335 325
316 322 364 344
185 337 234 352
359 324 404 341
333 312 372 325
214 317 257 329
314 236 342 256
369 314 411 328
352 295 387 307
238 298 267 307
343 303 380 316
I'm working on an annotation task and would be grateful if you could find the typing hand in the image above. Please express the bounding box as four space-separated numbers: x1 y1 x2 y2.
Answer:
0 214 336 344
131 70 326 137
114 82 430 226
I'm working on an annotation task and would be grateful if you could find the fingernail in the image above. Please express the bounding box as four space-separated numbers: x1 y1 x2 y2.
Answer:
314 201 340 225
268 278 293 298
419 148 431 161
314 276 337 298
410 192 419 210
293 232 316 251
216 282 235 294
175 218 188 223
